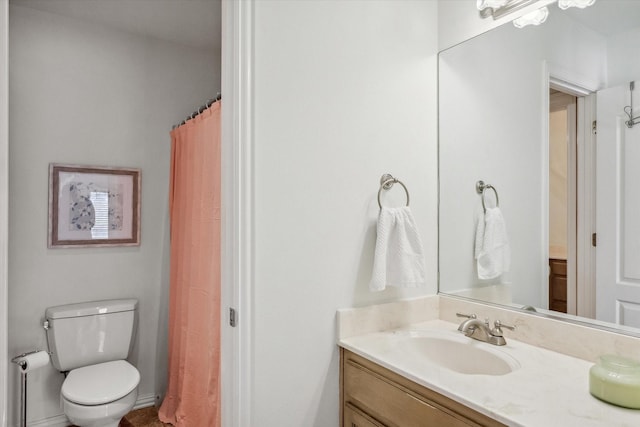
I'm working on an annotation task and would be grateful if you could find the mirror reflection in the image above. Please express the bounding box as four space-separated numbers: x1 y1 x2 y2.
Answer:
438 0 640 333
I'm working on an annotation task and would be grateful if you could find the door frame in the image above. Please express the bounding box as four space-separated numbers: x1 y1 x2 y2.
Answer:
0 0 9 424
576 93 597 319
542 61 597 317
220 0 254 426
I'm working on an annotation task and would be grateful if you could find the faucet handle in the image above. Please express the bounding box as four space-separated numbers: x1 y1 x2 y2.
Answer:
491 320 515 336
456 312 477 319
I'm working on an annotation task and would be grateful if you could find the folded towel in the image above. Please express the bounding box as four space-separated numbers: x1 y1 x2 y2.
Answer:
369 206 427 291
475 207 510 280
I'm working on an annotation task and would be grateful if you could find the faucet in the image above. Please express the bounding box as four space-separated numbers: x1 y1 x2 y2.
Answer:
456 313 515 346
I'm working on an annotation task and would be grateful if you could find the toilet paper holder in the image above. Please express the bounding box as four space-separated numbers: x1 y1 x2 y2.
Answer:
12 349 51 427
11 349 50 369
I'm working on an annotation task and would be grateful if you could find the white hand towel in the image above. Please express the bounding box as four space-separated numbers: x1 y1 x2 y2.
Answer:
369 206 427 291
475 207 510 280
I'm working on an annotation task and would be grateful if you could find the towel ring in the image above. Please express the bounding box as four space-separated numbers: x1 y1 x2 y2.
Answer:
377 174 410 209
476 180 499 213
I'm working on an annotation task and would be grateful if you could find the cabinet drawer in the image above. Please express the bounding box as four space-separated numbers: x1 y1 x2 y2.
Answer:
344 359 473 427
344 403 385 427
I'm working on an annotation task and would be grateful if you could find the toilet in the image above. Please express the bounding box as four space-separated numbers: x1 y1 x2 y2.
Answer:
45 299 141 427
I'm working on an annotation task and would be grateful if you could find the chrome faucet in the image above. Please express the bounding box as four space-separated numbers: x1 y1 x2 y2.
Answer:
456 313 515 346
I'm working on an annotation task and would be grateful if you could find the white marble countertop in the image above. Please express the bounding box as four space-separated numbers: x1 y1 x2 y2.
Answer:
339 319 640 427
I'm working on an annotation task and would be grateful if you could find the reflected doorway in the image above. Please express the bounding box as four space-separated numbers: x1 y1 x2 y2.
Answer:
549 89 577 314
548 84 597 319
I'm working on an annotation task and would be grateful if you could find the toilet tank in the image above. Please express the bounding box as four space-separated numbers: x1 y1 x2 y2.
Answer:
45 299 138 371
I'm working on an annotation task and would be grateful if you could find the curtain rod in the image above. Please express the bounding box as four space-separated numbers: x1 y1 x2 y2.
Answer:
172 92 221 130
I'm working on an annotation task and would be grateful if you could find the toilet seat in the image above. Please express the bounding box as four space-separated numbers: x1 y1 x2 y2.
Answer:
62 360 140 405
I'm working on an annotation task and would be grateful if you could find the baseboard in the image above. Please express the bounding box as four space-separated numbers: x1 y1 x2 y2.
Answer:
28 414 69 427
133 392 157 410
25 393 158 427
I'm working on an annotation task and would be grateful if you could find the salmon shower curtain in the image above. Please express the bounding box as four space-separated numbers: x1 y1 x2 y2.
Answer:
158 102 221 427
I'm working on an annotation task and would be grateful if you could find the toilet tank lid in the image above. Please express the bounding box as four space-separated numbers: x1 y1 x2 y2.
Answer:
46 299 138 319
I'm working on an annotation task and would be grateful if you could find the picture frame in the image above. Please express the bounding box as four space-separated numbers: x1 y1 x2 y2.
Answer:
48 163 141 248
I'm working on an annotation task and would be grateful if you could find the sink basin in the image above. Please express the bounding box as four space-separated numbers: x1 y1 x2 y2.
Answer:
394 330 520 376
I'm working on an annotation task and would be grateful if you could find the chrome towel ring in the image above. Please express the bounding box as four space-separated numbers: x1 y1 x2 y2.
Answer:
476 180 499 213
377 173 410 209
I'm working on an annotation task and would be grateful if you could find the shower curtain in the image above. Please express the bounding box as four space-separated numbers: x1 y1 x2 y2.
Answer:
158 102 221 427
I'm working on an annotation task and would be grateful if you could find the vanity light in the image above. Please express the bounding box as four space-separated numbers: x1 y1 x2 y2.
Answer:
513 6 549 28
477 0 509 18
477 0 538 20
477 0 509 9
558 0 596 10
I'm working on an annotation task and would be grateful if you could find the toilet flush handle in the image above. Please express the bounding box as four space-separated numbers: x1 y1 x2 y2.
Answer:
43 320 50 330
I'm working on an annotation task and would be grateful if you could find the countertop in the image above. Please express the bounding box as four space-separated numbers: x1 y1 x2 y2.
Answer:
339 319 640 427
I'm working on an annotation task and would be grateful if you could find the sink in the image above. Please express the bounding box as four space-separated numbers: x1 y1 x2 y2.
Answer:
394 330 520 376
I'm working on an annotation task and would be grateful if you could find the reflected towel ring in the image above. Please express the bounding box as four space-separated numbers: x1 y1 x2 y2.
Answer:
476 180 499 213
377 173 410 209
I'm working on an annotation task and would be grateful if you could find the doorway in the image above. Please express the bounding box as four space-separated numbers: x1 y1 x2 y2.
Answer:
549 89 577 314
547 81 597 319
6 1 222 425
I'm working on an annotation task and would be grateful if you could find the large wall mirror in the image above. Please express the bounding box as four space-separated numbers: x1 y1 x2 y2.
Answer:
439 0 640 335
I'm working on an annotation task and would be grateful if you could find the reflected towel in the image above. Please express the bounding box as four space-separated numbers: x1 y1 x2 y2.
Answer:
475 207 510 280
369 206 427 291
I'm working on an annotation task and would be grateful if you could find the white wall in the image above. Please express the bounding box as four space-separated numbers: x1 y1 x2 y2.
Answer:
8 5 218 425
607 27 640 88
251 0 438 425
438 10 606 307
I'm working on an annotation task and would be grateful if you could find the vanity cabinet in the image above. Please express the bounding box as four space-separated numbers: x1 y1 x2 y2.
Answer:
341 348 505 427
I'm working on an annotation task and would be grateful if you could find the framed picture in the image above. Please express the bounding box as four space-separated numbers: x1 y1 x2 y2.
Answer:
48 164 141 248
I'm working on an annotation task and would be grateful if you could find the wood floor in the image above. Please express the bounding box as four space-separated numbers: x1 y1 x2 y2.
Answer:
71 406 171 427
120 406 172 427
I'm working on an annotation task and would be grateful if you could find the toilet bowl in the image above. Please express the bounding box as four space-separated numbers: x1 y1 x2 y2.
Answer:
44 299 140 427
61 360 140 427
63 389 137 427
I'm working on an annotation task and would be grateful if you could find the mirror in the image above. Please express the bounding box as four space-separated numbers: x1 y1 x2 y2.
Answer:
438 0 640 334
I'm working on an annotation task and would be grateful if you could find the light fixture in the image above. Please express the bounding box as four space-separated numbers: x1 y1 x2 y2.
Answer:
477 0 595 28
477 0 509 9
477 0 509 18
513 6 549 28
558 0 596 10
477 0 538 20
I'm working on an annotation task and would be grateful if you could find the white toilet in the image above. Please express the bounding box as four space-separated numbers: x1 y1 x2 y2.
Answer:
45 299 141 427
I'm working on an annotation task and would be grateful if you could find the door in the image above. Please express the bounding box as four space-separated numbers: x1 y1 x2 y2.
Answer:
596 81 640 328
